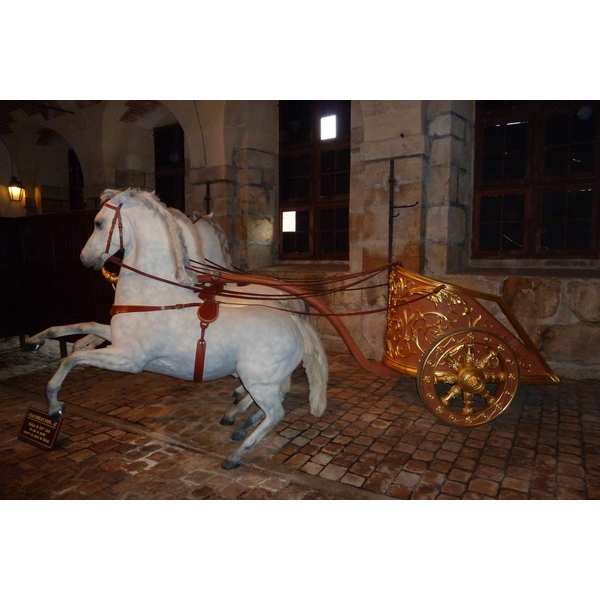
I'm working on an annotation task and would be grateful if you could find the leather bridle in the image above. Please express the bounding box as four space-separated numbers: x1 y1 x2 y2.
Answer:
99 202 125 263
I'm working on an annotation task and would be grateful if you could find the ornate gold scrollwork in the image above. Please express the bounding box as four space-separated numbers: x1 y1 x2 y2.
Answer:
385 270 476 362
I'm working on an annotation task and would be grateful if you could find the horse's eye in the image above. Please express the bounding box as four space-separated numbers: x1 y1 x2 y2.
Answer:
94 220 102 229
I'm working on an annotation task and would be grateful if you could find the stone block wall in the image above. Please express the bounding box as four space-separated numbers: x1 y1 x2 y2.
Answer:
440 271 600 380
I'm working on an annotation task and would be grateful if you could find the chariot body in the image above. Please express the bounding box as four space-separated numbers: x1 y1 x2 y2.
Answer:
382 265 559 426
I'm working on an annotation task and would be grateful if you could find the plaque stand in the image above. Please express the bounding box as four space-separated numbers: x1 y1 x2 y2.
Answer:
18 407 62 450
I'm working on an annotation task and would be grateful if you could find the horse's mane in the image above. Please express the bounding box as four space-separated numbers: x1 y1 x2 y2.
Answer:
100 188 194 285
193 212 234 270
167 207 205 265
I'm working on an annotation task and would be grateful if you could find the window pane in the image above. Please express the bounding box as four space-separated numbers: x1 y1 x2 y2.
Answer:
482 154 503 181
480 195 502 222
321 151 335 173
280 100 311 145
541 221 564 249
337 148 350 171
571 143 595 173
501 223 524 250
544 110 596 176
572 107 595 142
281 178 295 200
321 175 335 197
321 208 334 229
336 208 349 229
545 115 570 145
320 231 334 253
505 122 527 150
483 126 503 152
505 151 527 179
296 210 310 230
542 191 566 220
541 189 594 250
297 232 310 253
503 194 525 221
296 177 310 198
335 230 349 253
569 189 593 219
545 146 569 175
320 115 336 140
567 220 592 249
336 173 350 195
282 232 295 253
479 224 501 250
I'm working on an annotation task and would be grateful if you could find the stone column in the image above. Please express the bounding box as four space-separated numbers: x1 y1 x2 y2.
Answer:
423 101 474 276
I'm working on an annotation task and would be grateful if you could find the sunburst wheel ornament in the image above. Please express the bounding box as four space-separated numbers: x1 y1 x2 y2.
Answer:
417 328 520 426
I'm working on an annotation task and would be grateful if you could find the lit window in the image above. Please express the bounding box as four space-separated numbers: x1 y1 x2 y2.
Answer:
320 115 336 140
282 211 296 232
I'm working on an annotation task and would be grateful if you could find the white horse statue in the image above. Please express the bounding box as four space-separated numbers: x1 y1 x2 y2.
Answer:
26 188 328 469
27 189 306 428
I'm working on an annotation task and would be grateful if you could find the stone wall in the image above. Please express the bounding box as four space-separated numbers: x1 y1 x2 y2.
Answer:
439 271 600 381
3 99 600 380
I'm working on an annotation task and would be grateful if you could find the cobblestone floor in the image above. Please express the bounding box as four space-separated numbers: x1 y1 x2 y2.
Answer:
1 336 600 500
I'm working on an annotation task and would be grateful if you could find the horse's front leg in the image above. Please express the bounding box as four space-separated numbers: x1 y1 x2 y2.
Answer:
45 345 145 420
24 323 111 351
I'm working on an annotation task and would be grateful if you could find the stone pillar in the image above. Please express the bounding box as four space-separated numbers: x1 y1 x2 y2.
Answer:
423 101 474 276
234 148 278 270
189 164 236 247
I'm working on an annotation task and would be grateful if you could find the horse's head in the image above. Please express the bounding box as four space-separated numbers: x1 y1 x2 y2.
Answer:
80 188 133 270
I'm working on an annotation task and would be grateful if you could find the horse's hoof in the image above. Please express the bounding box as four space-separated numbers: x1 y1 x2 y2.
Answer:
220 415 235 426
22 342 43 352
221 457 241 470
231 429 247 441
49 404 66 423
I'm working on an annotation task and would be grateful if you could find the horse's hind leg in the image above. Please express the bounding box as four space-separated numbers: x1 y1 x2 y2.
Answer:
232 384 247 404
220 393 254 426
73 334 110 352
222 384 285 470
230 406 265 441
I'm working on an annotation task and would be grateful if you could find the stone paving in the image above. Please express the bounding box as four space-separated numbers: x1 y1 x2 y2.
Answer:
1 336 599 500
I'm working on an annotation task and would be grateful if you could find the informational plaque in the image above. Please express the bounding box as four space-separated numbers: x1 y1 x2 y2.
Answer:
18 407 62 450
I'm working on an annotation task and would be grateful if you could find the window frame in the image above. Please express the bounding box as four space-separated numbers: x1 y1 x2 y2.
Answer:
472 100 600 259
278 100 351 261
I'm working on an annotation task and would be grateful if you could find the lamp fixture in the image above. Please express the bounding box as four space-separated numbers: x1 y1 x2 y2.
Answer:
8 175 25 204
1 135 26 206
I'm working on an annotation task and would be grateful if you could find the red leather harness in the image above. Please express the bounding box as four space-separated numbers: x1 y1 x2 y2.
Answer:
102 201 223 382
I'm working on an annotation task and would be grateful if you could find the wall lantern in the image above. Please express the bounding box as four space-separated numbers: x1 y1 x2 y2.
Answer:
8 175 25 204
1 135 26 206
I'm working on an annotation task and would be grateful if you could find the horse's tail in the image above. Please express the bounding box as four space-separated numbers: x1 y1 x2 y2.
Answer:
293 316 328 417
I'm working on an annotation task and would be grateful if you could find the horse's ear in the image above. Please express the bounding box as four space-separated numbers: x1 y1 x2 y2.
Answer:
116 187 132 206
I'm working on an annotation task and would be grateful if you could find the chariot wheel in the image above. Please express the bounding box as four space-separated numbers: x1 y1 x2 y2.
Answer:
417 328 520 426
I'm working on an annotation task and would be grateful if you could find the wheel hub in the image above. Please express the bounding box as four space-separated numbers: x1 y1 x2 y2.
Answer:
457 367 486 394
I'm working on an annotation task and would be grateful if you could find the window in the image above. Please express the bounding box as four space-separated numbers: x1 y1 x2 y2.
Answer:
473 101 600 258
154 123 185 211
279 100 351 260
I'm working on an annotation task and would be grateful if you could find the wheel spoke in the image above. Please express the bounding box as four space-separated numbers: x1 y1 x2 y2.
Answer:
462 392 473 414
479 389 496 405
440 385 462 406
476 350 497 369
434 371 457 384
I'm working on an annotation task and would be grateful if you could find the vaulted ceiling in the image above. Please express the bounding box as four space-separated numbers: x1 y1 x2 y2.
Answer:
0 100 168 135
